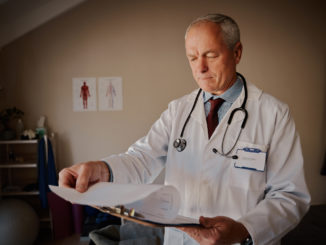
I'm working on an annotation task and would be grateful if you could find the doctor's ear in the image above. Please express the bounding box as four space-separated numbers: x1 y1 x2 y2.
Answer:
233 42 242 64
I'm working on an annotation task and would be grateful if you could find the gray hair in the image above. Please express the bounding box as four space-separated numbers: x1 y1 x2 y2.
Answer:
185 14 240 49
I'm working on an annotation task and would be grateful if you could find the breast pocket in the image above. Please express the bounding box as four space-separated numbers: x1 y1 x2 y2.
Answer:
229 141 268 192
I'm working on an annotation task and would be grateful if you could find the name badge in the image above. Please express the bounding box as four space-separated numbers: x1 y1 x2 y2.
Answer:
234 147 266 172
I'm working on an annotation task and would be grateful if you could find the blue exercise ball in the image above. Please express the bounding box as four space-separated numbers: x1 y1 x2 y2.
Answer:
0 199 39 245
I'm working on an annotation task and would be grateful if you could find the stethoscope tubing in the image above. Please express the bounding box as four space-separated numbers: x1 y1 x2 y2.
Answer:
174 72 248 156
180 88 202 138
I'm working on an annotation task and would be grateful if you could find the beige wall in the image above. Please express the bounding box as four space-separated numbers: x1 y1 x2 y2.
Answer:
0 0 325 204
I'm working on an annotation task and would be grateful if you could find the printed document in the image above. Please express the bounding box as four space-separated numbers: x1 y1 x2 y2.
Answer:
49 183 199 226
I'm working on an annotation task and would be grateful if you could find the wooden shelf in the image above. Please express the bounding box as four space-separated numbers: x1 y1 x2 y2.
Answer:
0 137 54 236
0 140 38 144
0 163 37 168
1 191 39 196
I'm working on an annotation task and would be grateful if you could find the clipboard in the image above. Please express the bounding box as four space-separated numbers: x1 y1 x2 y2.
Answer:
92 205 201 228
49 183 200 228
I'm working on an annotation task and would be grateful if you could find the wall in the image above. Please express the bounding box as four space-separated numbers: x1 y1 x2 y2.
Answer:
0 0 325 204
0 0 86 48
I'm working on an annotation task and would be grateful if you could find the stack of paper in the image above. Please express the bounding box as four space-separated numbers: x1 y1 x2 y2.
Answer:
49 183 199 227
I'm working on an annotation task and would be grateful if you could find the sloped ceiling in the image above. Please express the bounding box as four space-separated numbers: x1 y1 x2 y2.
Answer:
0 0 86 49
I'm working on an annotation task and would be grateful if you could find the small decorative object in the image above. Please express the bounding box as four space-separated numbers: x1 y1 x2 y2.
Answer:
35 115 47 138
0 107 24 140
22 129 36 140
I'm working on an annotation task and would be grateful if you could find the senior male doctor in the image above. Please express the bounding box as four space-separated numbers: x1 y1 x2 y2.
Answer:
59 14 310 245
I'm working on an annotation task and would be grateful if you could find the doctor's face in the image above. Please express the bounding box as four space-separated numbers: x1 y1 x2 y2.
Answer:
185 22 242 95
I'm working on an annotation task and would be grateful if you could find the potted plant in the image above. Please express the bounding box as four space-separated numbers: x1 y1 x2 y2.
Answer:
0 107 24 140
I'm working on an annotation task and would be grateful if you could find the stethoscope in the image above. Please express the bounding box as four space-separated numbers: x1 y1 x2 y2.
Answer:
173 72 248 159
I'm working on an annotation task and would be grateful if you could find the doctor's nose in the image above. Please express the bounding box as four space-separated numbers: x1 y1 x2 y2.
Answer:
197 58 208 73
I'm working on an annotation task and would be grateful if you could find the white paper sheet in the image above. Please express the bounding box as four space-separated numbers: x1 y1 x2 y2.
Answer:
49 183 198 225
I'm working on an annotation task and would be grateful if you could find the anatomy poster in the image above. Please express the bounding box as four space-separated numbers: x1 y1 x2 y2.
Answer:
98 77 123 111
73 77 97 111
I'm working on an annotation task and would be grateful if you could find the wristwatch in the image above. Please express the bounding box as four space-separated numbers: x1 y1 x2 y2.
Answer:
241 235 253 245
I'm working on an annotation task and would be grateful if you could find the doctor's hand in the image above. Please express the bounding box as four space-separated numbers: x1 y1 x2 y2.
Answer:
178 216 249 245
59 161 110 193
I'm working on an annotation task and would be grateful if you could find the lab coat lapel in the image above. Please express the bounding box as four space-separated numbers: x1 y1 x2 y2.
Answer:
189 90 209 139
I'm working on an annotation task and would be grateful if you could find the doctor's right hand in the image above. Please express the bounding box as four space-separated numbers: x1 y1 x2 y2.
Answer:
58 161 110 193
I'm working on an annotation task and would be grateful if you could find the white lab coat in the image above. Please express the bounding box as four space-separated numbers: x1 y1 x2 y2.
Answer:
103 81 310 245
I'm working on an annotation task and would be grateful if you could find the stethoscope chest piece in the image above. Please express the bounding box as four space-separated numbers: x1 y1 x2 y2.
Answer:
173 138 187 152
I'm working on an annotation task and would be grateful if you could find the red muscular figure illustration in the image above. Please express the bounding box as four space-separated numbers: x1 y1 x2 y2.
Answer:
80 81 90 109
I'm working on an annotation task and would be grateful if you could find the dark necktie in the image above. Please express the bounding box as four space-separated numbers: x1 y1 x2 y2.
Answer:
206 98 224 139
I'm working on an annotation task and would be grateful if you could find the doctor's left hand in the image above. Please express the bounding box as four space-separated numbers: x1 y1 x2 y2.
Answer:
178 216 249 245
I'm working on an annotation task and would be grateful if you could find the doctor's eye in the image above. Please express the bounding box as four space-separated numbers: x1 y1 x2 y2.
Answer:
206 53 218 59
187 56 197 62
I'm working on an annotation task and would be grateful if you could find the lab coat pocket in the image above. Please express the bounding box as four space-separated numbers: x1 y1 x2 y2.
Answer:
229 141 267 192
230 165 265 192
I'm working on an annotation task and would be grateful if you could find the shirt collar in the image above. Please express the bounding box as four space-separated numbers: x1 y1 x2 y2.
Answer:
203 76 243 104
